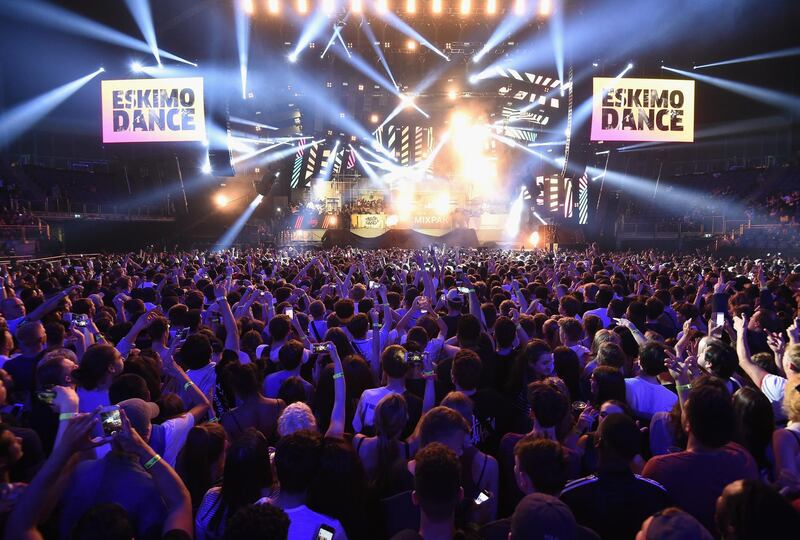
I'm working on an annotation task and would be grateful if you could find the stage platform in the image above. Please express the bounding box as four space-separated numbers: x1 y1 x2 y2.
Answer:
321 228 480 249
283 225 512 245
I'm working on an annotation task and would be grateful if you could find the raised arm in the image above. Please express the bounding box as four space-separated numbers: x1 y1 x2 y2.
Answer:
215 283 240 354
370 309 382 377
734 314 768 388
163 339 212 422
25 285 81 323
325 343 347 439
421 347 437 415
5 414 104 540
115 410 193 538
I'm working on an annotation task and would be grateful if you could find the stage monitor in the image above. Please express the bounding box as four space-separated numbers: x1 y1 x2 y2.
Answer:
101 77 206 143
590 77 694 143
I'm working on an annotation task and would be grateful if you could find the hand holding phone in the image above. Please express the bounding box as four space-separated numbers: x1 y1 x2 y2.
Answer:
98 405 122 437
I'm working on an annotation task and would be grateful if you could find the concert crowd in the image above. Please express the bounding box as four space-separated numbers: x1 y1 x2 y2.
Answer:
0 246 798 540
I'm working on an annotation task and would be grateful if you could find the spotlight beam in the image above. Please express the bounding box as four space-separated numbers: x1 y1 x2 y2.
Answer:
663 66 800 113
473 13 533 63
231 142 286 165
360 18 399 89
0 68 103 146
694 47 800 70
321 22 347 59
214 195 264 251
3 0 195 66
549 0 565 90
124 0 160 65
351 147 383 183
250 138 325 168
371 8 449 61
291 10 329 60
235 0 251 98
230 117 279 130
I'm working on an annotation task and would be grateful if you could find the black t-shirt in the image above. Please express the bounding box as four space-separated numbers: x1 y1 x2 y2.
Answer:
560 467 671 540
4 352 44 403
390 527 482 540
469 389 513 456
645 321 677 340
492 349 518 393
442 314 461 339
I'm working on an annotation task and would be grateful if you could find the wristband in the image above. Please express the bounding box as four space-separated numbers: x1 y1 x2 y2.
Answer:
59 413 79 421
215 296 227 303
143 454 162 471
333 371 345 380
676 383 692 392
208 417 220 423
183 380 195 391
372 324 380 330
422 370 436 379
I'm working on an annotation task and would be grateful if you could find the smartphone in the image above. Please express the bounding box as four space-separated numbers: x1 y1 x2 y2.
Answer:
98 405 122 436
457 287 471 294
285 308 294 320
369 281 381 290
36 386 56 405
405 351 424 365
73 313 89 328
713 312 725 328
176 327 190 340
312 343 329 354
474 489 490 506
316 525 336 540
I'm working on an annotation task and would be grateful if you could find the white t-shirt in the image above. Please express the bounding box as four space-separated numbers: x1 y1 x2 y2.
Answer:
352 386 396 433
569 344 592 367
584 307 612 328
161 413 195 467
624 377 678 416
187 363 217 400
257 501 348 540
761 373 787 422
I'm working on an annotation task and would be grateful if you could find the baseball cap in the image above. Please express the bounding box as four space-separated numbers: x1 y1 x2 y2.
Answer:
643 508 713 540
511 493 577 540
118 398 159 438
445 289 464 304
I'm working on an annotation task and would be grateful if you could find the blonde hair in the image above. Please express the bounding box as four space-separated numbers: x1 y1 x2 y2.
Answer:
783 379 800 423
785 344 800 376
278 402 317 436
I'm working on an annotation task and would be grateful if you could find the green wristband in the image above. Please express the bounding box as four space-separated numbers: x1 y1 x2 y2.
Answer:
143 454 162 471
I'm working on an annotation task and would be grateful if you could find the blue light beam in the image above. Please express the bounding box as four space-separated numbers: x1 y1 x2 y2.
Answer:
694 47 800 70
2 0 195 66
662 66 800 113
0 68 104 146
124 0 161 65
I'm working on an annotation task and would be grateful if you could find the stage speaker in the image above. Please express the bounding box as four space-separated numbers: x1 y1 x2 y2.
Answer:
208 149 235 177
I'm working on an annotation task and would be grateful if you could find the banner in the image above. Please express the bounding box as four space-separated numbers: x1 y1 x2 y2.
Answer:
351 214 386 229
412 214 452 229
590 77 694 142
101 77 206 143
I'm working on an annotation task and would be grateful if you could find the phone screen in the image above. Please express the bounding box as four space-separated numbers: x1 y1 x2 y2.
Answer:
474 490 490 505
99 406 122 436
715 312 725 327
316 526 335 540
285 308 294 320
